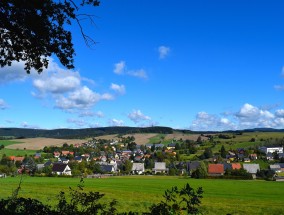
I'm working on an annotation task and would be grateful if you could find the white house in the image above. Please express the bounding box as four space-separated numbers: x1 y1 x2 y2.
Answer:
152 162 168 174
52 163 72 176
131 163 145 175
259 147 283 154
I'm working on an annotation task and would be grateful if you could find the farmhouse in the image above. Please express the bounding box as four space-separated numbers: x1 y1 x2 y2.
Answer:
243 164 260 179
52 163 72 176
208 164 224 176
259 146 283 154
152 162 168 174
131 163 145 175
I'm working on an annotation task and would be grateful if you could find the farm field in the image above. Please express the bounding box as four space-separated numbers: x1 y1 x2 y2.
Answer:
0 176 284 214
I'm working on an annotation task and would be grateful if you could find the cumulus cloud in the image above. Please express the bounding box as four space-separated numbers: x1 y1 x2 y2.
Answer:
0 61 32 84
158 46 170 59
190 103 284 131
33 72 80 95
109 119 124 126
113 61 147 79
0 99 8 110
110 83 126 94
190 112 236 131
114 61 126 74
128 109 151 124
55 86 113 110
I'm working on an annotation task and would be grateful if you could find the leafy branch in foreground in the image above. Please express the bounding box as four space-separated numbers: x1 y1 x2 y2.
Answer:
0 0 100 73
147 183 203 215
0 179 203 215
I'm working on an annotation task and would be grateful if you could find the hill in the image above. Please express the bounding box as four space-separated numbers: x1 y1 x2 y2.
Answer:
0 126 174 139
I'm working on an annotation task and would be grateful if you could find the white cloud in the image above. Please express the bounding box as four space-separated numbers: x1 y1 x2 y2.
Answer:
110 83 125 94
128 69 148 79
0 61 31 84
113 61 148 79
109 119 124 126
0 99 8 110
55 86 113 110
190 111 236 131
158 46 170 59
114 61 126 74
128 110 151 124
33 72 80 94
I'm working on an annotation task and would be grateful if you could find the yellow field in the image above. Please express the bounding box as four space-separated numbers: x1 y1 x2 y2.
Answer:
5 138 86 150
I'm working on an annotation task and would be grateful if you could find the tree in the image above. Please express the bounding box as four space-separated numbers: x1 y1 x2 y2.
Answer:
192 161 208 179
0 0 100 73
123 160 133 174
220 145 226 158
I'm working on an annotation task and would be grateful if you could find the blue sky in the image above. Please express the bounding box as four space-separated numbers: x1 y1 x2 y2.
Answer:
1 0 284 131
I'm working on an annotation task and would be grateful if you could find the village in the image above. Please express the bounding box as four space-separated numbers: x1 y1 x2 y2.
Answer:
1 134 284 181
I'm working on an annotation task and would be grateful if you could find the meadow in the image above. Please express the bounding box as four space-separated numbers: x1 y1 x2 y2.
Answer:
0 176 284 214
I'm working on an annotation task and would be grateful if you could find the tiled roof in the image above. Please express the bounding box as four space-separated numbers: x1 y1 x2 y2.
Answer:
231 163 242 170
52 163 68 172
208 164 224 174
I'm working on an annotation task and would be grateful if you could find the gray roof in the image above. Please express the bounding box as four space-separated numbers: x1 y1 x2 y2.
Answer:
187 161 200 171
270 164 281 170
154 162 166 170
132 163 145 172
276 163 284 168
243 164 260 174
52 163 69 172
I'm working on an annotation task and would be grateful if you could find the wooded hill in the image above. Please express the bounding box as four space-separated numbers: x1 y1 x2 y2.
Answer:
0 126 175 139
1 126 284 139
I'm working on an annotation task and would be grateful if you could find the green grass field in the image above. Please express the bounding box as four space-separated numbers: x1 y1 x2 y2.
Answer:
0 140 37 157
0 176 284 214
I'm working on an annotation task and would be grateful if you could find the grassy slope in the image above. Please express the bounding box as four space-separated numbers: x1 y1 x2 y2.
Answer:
0 140 36 157
1 176 284 214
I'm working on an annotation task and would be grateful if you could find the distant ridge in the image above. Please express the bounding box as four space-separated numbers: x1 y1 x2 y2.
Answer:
0 126 174 139
0 127 283 139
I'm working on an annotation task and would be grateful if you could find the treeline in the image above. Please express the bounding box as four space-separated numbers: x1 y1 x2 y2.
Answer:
0 126 174 139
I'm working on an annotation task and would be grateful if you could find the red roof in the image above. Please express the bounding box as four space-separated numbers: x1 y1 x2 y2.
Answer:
208 164 224 174
231 163 242 170
14 157 25 162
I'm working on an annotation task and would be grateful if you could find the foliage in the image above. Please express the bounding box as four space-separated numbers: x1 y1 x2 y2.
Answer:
148 183 203 215
0 0 100 73
191 161 208 179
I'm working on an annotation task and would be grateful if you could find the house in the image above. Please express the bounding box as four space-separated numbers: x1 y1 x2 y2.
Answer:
61 151 70 156
58 157 69 164
249 154 258 160
14 157 25 163
266 153 274 160
152 162 168 174
270 164 281 173
243 164 260 179
131 163 145 175
231 163 242 170
186 161 200 175
276 163 284 172
100 163 118 173
52 163 72 176
259 146 283 154
74 156 83 162
243 158 251 163
167 143 176 150
53 151 60 158
208 164 224 176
